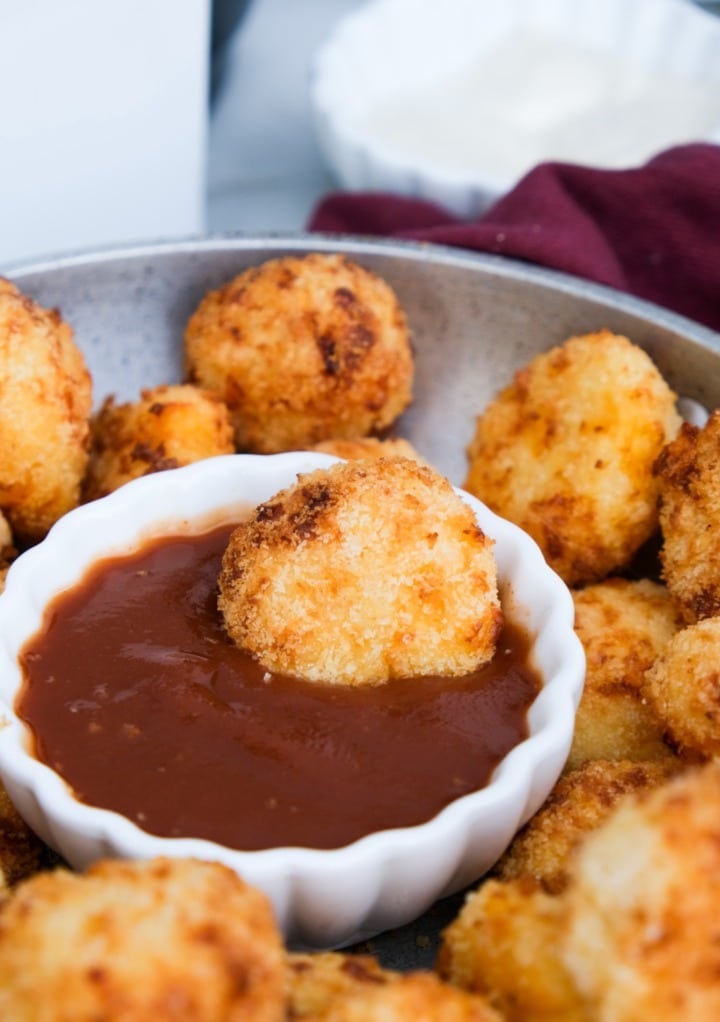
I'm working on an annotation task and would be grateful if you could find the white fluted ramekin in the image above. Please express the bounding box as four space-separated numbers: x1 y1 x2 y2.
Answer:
0 451 583 948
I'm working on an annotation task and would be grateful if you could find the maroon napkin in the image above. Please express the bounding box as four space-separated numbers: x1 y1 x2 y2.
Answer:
308 144 720 333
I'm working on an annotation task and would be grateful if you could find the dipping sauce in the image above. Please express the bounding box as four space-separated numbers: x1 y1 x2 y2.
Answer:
18 524 540 851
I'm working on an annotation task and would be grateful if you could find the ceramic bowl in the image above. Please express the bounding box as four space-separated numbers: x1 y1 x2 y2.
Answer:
0 233 718 961
0 449 582 948
312 0 720 216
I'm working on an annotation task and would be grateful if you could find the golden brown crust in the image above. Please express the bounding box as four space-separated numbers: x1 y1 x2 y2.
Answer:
566 578 679 771
0 783 51 888
655 411 720 622
0 509 15 593
563 762 720 1020
437 877 585 1022
219 457 502 685
645 616 720 758
184 254 414 453
288 952 501 1022
0 277 92 542
310 436 427 464
0 857 286 1022
495 759 680 894
464 331 680 587
83 383 235 501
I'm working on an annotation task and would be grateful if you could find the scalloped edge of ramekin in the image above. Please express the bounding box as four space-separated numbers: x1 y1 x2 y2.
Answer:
0 452 584 948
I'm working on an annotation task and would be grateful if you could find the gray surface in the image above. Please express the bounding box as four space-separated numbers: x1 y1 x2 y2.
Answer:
5 233 720 965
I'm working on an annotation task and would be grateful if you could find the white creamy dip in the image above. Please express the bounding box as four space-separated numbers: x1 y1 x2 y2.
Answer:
358 29 720 184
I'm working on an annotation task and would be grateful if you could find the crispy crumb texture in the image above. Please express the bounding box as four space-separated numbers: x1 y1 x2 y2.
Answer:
219 457 501 685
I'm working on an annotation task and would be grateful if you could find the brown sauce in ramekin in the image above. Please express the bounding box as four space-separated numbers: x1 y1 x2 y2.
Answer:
18 524 540 851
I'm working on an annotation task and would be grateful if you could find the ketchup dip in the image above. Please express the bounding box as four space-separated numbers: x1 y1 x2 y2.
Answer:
17 523 540 851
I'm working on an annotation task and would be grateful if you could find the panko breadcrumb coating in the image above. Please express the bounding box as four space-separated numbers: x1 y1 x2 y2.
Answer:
495 759 680 894
645 617 720 758
0 510 15 593
219 457 502 686
0 278 92 542
184 254 414 453
288 952 502 1022
311 435 426 464
0 857 285 1022
0 782 52 889
562 762 720 1020
566 578 679 771
437 877 585 1022
464 331 681 587
83 383 235 500
655 411 720 622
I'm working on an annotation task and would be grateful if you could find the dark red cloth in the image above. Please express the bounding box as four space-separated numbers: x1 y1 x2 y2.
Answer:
308 144 720 333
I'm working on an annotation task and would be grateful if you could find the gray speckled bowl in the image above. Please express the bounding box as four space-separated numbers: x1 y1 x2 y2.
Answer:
4 234 719 486
0 233 719 959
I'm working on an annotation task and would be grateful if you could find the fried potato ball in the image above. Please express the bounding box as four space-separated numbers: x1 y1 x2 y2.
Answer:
464 331 681 587
288 952 501 1022
645 616 720 758
219 457 502 686
0 782 52 889
0 510 15 594
562 762 720 1020
83 383 235 500
311 435 426 464
495 759 679 894
0 278 92 542
437 877 585 1022
0 856 285 1022
655 411 720 622
184 254 414 453
566 578 680 771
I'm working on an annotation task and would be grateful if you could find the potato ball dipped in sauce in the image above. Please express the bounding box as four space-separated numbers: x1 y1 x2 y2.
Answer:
17 457 540 853
184 254 414 453
218 457 503 686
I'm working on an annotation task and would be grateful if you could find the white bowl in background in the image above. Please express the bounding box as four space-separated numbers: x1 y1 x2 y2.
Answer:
312 0 720 217
0 450 583 948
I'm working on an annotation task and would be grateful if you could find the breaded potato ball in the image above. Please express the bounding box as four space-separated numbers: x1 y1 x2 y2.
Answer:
0 278 92 542
655 411 720 622
83 383 235 500
464 331 681 587
566 578 679 771
184 254 414 453
437 877 585 1022
288 952 392 1018
645 616 720 758
219 457 502 686
311 435 426 464
495 759 679 894
0 782 52 889
0 856 285 1022
288 952 502 1022
0 510 15 594
562 762 720 1020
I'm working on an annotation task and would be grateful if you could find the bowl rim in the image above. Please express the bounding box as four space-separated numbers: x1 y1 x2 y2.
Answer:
3 231 719 351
